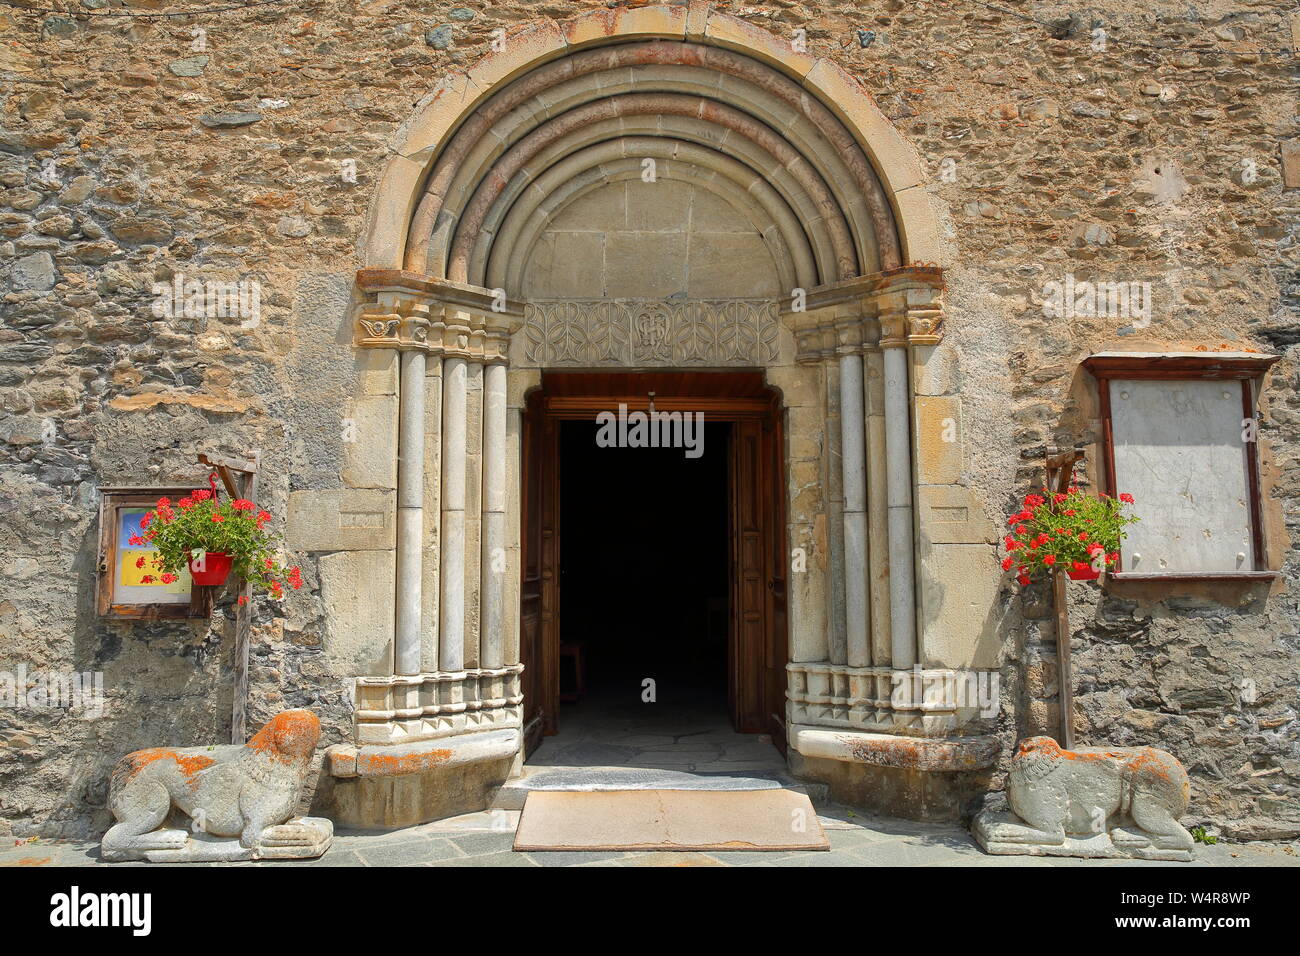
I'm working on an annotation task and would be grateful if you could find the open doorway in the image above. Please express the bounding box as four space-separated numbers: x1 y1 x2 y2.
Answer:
519 372 788 765
559 417 731 717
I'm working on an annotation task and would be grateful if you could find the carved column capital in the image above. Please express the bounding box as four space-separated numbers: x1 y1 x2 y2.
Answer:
353 269 523 362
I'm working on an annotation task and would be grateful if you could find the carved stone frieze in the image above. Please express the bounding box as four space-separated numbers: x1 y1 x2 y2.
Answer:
520 298 782 368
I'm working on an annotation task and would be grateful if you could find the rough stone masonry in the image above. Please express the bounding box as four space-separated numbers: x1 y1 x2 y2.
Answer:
0 0 1296 844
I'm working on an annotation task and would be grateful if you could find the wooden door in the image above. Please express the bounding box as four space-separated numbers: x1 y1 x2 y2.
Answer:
762 399 789 753
520 391 560 754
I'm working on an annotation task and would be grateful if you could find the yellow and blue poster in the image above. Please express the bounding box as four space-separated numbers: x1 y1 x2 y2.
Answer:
114 507 191 604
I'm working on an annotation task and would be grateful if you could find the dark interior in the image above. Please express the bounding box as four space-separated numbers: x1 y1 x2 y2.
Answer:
558 419 731 712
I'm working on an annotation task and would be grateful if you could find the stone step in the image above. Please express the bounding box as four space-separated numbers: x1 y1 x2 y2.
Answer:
490 764 829 811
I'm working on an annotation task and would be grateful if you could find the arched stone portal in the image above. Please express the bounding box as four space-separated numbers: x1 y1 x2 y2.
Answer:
327 6 996 827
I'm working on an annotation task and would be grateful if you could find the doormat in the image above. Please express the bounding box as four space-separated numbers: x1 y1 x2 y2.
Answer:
513 789 829 852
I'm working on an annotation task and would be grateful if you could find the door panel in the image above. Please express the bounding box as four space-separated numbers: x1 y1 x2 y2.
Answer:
520 392 560 753
730 419 766 733
763 400 789 753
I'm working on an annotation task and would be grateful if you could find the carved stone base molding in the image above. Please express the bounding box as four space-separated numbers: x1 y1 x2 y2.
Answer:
353 665 524 747
786 724 999 823
786 662 984 736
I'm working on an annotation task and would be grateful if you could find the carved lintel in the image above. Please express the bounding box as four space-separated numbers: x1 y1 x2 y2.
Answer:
521 298 782 368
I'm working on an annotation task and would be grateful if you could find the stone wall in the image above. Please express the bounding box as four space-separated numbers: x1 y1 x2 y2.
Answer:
1 0 1296 840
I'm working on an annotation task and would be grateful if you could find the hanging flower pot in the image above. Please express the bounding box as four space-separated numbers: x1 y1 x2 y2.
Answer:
1066 563 1101 582
998 487 1138 586
188 551 234 586
130 476 303 604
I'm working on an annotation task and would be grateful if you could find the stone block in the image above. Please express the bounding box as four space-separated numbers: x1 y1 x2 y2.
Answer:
356 349 398 396
287 488 395 552
467 19 567 92
917 485 993 545
318 549 395 677
705 10 816 78
342 394 398 489
1282 140 1300 190
625 179 691 231
892 184 949 266
918 542 1001 670
562 4 688 49
765 363 820 408
913 395 963 484
603 233 687 297
911 342 959 396
521 232 606 298
688 233 781 297
364 153 425 267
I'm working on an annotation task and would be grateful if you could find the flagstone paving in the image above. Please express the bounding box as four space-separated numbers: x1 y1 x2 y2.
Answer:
6 695 1296 868
3 806 1296 868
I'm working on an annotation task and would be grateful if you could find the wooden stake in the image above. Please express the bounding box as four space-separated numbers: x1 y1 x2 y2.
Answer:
199 451 260 744
1045 446 1084 750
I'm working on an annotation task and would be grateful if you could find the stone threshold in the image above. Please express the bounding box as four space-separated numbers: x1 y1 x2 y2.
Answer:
491 764 828 811
328 728 520 779
788 725 1000 772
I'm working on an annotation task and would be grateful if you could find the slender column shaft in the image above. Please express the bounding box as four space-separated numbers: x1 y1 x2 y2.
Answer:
838 351 870 668
440 355 468 673
395 349 426 675
882 338 917 669
864 348 892 666
480 361 507 669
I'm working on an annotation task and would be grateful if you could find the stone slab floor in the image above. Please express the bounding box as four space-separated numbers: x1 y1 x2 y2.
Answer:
3 807 1297 867
4 695 1296 867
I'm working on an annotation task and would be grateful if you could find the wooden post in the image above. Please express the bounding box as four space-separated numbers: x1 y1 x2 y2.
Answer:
199 452 260 744
1045 446 1084 751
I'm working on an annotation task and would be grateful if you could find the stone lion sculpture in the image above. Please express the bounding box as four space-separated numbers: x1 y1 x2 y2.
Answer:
102 709 333 862
972 736 1195 861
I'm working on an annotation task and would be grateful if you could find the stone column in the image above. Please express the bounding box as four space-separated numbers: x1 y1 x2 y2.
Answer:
836 312 870 668
863 336 892 667
395 344 427 676
480 355 507 670
879 303 917 670
439 313 470 675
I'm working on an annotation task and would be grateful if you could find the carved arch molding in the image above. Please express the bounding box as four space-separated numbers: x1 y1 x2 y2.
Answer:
340 8 964 766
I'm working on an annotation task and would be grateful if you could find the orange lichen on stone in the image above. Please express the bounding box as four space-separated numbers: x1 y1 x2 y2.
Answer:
247 709 321 764
356 748 452 776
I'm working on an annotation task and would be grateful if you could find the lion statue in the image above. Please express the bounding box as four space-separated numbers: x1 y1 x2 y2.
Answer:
973 736 1195 861
102 709 333 862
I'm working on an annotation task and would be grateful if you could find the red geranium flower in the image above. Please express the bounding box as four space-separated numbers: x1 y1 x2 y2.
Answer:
232 499 254 511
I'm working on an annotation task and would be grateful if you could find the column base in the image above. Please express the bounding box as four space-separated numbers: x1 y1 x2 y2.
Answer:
787 724 999 823
320 728 521 829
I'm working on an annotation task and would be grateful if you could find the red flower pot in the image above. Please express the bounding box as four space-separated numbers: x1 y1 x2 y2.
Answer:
1067 566 1101 581
188 552 234 586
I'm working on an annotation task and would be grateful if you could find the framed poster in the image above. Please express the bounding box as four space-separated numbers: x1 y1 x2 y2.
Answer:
96 487 202 619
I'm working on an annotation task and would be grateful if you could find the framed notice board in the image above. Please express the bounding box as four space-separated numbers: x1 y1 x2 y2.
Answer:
96 487 201 619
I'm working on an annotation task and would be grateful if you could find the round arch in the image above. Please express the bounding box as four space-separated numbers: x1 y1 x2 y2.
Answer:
359 5 944 282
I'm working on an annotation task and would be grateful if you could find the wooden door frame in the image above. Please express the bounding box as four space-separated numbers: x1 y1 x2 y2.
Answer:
519 372 787 750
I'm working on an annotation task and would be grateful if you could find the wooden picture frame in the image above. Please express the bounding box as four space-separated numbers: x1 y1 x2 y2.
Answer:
1082 352 1281 583
96 486 212 619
